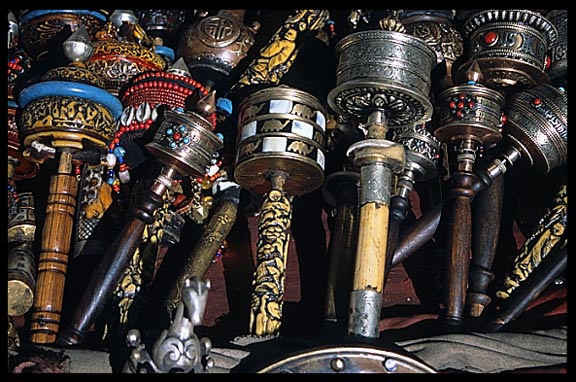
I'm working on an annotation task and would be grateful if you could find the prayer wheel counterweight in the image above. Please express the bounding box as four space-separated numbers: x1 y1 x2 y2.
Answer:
234 85 327 337
433 63 505 325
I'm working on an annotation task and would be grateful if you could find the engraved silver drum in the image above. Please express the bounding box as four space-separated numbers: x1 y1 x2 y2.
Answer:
504 84 567 174
457 9 558 88
327 29 437 127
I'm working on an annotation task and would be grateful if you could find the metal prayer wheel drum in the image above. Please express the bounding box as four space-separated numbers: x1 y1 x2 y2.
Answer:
398 10 464 88
146 109 224 177
504 84 567 174
393 123 440 183
545 10 568 84
456 9 558 89
327 29 436 127
8 192 37 317
435 83 505 149
134 10 187 44
177 10 260 84
8 95 38 180
235 85 327 197
17 66 123 155
18 9 108 61
87 40 166 94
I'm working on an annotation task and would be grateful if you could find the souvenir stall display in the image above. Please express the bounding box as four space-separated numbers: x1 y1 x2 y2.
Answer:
7 9 567 374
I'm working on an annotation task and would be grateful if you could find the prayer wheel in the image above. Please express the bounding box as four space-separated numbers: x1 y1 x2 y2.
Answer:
235 85 327 336
178 10 261 85
59 95 223 346
545 10 567 85
86 10 166 95
17 9 108 61
434 62 505 325
8 192 37 317
17 27 123 344
456 9 558 89
327 19 436 338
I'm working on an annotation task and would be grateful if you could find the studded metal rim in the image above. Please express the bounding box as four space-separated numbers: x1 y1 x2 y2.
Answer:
256 345 437 373
462 9 558 44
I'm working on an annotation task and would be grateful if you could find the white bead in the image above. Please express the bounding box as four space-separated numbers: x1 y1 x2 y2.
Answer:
118 169 131 184
106 153 117 167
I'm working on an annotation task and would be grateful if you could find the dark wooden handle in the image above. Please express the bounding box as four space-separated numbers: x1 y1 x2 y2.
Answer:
58 186 165 346
444 194 473 325
468 174 505 317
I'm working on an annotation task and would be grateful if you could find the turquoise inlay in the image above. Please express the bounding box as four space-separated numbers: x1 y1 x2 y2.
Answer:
18 81 123 120
155 45 175 62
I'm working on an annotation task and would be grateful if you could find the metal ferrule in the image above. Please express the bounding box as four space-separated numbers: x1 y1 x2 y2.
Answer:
348 289 382 338
360 163 392 205
483 146 522 180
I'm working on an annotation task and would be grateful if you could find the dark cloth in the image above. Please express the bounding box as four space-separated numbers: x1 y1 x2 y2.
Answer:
395 326 567 373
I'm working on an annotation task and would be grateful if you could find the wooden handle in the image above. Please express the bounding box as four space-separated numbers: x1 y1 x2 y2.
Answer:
392 202 442 268
353 201 390 292
58 183 166 346
167 197 239 315
249 187 293 336
30 152 78 344
443 171 475 326
468 174 505 317
325 201 358 326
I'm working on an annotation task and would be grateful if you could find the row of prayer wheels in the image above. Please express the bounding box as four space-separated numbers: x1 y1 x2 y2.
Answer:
7 9 567 363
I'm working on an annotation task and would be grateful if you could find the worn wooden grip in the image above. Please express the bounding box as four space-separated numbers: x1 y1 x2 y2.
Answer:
30 172 78 343
444 195 472 325
353 201 390 293
468 174 505 317
248 188 293 336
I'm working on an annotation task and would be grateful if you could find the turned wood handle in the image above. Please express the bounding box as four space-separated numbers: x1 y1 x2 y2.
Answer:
444 194 472 325
59 186 165 346
60 217 147 345
249 188 293 337
468 174 505 317
391 202 442 268
30 155 78 344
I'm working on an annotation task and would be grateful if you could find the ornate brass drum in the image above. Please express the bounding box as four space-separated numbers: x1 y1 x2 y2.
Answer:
327 29 437 127
234 85 327 196
18 9 108 60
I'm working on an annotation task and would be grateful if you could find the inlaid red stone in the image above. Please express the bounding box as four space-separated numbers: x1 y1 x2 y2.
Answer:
483 31 498 45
